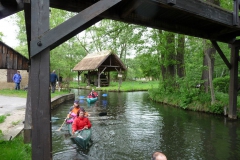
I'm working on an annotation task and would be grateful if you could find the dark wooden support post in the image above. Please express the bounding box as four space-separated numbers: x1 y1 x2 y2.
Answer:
108 71 110 85
78 71 80 86
229 43 239 119
98 69 101 88
30 0 52 159
23 0 31 144
24 66 32 143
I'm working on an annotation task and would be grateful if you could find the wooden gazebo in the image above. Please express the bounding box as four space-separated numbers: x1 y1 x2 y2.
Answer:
73 50 127 87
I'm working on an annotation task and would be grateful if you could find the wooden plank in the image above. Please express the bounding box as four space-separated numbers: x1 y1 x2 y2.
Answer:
0 44 2 68
151 0 233 25
17 56 22 69
30 0 51 159
2 45 7 68
30 0 121 57
8 49 13 69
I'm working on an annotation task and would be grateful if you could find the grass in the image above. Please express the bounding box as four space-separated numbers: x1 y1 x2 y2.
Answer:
0 134 31 160
0 115 7 123
70 80 159 91
0 89 70 98
12 120 21 126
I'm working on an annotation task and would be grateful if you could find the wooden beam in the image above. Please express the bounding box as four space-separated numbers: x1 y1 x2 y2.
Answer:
50 17 102 51
30 0 52 159
23 0 31 59
228 44 239 119
30 0 121 57
211 40 231 69
150 0 234 25
0 0 24 19
120 0 145 18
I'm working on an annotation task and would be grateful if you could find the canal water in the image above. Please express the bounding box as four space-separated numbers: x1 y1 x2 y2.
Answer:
51 89 240 160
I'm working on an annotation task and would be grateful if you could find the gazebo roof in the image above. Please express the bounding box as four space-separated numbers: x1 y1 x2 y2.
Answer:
73 50 127 72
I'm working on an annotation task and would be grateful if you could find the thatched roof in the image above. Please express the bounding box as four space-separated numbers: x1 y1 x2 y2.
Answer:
73 50 127 72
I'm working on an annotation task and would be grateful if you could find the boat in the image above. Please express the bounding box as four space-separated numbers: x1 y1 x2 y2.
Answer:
67 123 92 149
86 97 98 104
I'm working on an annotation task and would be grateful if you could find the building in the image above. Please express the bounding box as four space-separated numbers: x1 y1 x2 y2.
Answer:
73 50 127 87
0 41 29 89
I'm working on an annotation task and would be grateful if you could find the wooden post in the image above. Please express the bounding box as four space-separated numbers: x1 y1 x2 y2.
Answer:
98 69 101 88
30 0 52 159
229 43 239 119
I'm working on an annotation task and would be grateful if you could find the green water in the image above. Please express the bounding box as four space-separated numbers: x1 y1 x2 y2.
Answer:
51 90 240 160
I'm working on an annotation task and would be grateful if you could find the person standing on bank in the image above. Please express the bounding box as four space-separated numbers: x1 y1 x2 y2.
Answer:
50 70 58 93
13 71 22 90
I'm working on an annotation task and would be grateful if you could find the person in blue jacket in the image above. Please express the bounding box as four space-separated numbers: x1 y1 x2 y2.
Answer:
12 71 22 90
50 70 58 93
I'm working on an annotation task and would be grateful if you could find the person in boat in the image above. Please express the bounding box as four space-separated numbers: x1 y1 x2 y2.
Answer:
88 89 98 98
72 108 92 134
66 100 89 124
151 151 167 160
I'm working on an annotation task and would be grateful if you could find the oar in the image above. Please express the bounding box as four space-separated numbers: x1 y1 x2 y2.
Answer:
56 115 68 131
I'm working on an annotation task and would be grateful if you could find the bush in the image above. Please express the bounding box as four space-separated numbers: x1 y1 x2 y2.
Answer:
213 75 240 94
208 102 224 114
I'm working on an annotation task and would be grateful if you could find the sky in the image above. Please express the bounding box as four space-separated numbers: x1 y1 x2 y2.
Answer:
0 15 19 48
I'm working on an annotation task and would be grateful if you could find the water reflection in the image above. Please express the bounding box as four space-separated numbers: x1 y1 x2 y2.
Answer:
52 90 240 160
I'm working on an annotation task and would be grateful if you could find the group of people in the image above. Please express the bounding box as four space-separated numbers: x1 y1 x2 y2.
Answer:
66 100 91 134
12 70 61 93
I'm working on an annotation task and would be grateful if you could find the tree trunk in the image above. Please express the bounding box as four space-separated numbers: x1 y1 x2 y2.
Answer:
200 0 219 103
176 34 185 78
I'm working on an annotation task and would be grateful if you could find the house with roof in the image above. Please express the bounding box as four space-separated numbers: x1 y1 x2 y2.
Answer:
0 41 29 89
73 50 127 87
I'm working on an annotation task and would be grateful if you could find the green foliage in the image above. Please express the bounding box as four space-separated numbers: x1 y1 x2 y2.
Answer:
213 76 230 93
213 76 240 94
0 32 3 41
0 135 31 160
0 130 3 139
208 102 224 114
0 115 6 123
70 80 159 91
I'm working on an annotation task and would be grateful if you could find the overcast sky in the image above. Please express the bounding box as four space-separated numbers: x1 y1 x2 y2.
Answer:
0 15 19 48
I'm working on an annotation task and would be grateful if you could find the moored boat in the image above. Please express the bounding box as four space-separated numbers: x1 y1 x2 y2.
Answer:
67 123 92 149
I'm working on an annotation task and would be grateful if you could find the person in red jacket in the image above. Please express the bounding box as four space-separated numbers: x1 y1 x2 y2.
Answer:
72 108 91 133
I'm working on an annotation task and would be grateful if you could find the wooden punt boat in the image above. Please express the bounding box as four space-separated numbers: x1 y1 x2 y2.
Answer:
86 97 98 104
67 123 92 149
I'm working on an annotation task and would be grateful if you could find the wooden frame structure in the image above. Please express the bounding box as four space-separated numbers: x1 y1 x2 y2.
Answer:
1 0 240 159
73 50 127 88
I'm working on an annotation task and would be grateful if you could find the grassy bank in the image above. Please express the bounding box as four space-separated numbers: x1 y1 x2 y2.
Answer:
149 88 240 117
70 80 159 91
0 88 70 159
0 89 70 98
0 134 31 160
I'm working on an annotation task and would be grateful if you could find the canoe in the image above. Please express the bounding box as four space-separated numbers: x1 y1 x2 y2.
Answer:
67 123 92 149
86 97 98 104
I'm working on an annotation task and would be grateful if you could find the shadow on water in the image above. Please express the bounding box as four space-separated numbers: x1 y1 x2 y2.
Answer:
51 89 240 160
